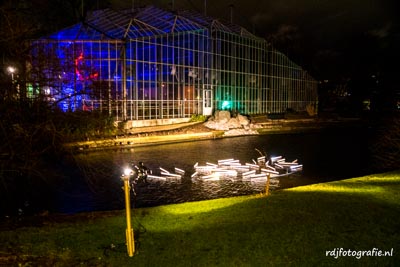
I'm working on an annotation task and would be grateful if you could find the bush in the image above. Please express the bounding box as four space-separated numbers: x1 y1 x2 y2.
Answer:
54 110 117 141
189 114 208 122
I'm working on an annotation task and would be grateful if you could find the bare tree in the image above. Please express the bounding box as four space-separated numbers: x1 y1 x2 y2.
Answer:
0 0 115 215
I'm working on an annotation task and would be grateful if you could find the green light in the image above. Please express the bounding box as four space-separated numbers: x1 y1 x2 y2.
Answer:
222 101 231 109
27 83 34 98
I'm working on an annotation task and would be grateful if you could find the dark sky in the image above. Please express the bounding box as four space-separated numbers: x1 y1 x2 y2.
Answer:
114 0 399 82
3 0 398 84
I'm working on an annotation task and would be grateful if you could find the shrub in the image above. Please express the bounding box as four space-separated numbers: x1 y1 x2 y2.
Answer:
189 114 208 122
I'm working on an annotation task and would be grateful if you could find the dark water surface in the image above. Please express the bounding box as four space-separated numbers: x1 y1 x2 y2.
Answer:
3 126 371 215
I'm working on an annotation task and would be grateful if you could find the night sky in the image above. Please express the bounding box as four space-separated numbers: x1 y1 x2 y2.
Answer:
113 0 399 83
1 0 399 95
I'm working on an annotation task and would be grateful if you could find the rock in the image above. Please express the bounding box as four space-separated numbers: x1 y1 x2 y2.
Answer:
226 117 241 129
204 120 215 129
224 128 258 136
205 111 258 133
204 120 229 131
214 110 231 124
238 114 250 126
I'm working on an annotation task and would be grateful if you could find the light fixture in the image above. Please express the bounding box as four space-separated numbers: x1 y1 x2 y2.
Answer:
7 66 16 80
123 168 133 176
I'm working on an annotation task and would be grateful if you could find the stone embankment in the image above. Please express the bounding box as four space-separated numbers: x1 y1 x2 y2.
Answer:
65 112 362 152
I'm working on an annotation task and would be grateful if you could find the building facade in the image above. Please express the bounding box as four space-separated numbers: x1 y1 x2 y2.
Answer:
29 6 318 122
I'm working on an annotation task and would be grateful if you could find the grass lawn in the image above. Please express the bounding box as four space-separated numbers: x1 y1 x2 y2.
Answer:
1 170 399 266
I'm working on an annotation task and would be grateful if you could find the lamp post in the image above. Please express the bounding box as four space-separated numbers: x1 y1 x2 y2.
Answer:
7 66 18 99
121 167 135 257
7 66 16 81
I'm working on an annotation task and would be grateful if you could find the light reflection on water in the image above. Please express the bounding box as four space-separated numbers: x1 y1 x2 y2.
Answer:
54 128 369 214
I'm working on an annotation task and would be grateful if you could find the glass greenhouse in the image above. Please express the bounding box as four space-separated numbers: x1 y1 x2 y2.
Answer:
29 6 318 121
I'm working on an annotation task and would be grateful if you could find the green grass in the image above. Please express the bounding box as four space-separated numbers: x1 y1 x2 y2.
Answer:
1 170 399 266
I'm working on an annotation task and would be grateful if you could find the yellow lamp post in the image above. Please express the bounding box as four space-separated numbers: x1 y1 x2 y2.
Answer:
121 168 135 257
265 173 271 196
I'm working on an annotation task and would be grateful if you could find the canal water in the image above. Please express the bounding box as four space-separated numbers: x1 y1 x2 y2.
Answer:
49 126 370 214
1 126 371 216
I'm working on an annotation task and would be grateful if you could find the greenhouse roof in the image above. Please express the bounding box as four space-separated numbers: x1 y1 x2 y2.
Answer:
46 5 260 41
